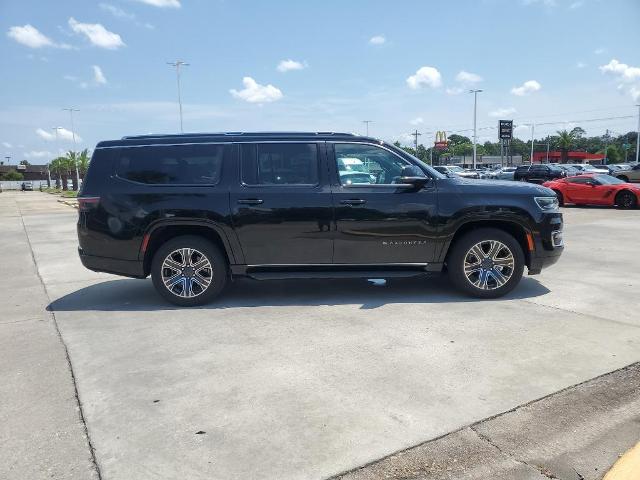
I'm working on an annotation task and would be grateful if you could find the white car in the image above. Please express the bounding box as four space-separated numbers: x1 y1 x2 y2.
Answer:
434 165 480 179
570 164 608 175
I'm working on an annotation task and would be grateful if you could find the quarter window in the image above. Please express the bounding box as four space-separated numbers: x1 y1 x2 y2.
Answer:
241 143 319 185
116 144 223 185
334 143 416 185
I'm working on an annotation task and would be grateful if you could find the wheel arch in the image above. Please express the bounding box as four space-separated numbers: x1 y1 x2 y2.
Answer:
141 220 239 277
444 220 532 269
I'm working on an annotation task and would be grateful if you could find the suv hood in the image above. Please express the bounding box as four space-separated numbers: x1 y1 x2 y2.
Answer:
443 177 555 196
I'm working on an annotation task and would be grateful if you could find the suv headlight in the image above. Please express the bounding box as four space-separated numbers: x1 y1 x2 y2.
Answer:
535 196 559 211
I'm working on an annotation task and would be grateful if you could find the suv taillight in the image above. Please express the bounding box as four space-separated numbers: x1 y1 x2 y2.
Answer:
78 196 100 212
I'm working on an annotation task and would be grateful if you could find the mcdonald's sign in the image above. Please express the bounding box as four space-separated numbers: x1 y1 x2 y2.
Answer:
434 131 448 149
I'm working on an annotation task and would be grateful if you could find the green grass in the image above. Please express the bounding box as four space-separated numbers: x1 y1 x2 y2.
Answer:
61 190 78 198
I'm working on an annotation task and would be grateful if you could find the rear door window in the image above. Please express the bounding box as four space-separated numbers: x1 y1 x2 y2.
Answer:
116 144 224 185
240 143 319 185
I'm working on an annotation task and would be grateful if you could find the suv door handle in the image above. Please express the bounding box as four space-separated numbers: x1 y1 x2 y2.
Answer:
237 199 264 205
340 199 366 205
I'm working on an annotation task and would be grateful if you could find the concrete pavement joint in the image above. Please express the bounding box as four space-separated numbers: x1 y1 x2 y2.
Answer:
16 198 103 480
469 426 558 479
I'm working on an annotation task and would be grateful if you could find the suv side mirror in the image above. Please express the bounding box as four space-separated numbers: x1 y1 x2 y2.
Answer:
398 165 430 187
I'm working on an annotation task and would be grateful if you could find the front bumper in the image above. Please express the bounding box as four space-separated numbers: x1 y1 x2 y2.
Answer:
528 212 564 275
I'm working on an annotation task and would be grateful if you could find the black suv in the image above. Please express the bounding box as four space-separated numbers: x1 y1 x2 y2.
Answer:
77 132 563 306
514 164 566 183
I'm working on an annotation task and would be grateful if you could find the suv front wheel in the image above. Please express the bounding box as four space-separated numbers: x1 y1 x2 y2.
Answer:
447 228 525 298
151 235 227 306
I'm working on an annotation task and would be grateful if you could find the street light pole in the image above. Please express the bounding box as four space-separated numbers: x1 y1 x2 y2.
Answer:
469 89 483 169
530 123 535 164
167 60 189 133
62 108 80 187
636 104 640 165
362 120 373 137
603 129 609 164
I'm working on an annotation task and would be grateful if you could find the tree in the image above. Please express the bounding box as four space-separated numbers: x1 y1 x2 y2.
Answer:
64 151 79 191
2 169 23 181
603 144 621 164
50 157 66 189
447 134 471 147
19 159 30 166
556 130 575 163
77 149 90 179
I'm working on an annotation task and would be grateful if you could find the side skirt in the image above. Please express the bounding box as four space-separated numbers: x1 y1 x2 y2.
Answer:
230 263 444 280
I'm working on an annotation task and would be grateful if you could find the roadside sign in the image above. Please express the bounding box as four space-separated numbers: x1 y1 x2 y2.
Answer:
499 120 513 140
434 131 448 149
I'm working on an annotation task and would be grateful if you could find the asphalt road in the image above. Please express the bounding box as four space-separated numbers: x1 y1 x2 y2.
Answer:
2 191 639 480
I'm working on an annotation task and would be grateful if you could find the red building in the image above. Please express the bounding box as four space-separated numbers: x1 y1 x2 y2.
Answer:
532 151 605 164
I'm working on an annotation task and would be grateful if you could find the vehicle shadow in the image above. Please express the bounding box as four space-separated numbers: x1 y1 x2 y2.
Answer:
47 275 550 312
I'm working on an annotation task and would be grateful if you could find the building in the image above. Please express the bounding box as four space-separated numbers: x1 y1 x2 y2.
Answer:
0 164 49 181
532 151 605 164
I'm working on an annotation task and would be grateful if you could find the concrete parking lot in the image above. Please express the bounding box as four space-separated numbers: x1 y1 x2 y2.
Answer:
2 191 639 480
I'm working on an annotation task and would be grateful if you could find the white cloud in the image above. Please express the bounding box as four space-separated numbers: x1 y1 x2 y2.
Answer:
2 142 13 148
576 61 587 68
24 150 53 159
7 25 57 48
93 65 107 84
445 87 463 95
489 107 517 118
455 70 482 84
510 80 541 96
68 17 125 49
369 35 386 45
406 66 442 90
99 3 135 19
630 86 640 102
410 117 424 126
230 77 283 103
599 59 640 82
594 47 606 55
36 128 82 142
277 59 306 72
134 0 181 7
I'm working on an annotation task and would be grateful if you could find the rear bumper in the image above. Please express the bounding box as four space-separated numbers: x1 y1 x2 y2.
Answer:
78 248 146 278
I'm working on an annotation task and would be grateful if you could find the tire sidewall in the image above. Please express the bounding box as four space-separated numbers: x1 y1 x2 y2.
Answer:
448 228 525 299
616 190 637 209
151 236 227 306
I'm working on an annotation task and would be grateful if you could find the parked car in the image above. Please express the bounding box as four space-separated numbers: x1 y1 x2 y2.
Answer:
614 163 640 183
433 165 480 179
21 182 33 191
78 132 563 305
513 164 566 183
543 174 640 209
492 166 517 180
553 165 580 177
569 164 609 175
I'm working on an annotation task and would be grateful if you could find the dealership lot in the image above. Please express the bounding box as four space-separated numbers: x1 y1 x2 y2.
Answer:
2 191 640 480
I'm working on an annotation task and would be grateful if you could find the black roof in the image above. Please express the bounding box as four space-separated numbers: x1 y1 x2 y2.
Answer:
95 131 379 148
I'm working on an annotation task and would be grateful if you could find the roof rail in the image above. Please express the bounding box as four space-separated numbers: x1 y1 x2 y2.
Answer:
121 131 356 140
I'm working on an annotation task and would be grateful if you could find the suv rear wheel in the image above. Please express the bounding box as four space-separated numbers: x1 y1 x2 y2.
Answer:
151 235 227 306
447 228 525 298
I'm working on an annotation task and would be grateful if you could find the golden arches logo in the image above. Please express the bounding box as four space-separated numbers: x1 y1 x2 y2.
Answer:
434 131 448 149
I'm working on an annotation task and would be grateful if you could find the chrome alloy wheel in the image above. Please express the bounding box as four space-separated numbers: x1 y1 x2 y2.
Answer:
161 248 213 298
463 240 515 290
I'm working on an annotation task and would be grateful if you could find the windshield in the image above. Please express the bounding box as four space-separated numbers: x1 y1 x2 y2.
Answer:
448 166 464 173
594 174 625 185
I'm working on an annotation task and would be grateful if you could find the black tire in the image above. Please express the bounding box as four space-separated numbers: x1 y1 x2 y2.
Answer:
151 235 228 306
552 190 564 207
615 190 637 210
447 228 525 299
617 175 629 183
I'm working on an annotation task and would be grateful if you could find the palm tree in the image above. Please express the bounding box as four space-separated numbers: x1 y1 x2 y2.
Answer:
556 130 575 164
65 151 78 191
49 157 66 189
77 149 90 180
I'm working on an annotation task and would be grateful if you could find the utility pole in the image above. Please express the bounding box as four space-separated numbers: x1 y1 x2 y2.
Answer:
636 104 640 165
469 89 482 169
546 135 550 163
411 129 422 153
167 60 189 133
603 129 608 164
362 120 373 137
62 108 81 187
529 123 535 164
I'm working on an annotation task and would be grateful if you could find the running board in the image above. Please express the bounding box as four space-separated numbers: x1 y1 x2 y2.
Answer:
245 270 430 280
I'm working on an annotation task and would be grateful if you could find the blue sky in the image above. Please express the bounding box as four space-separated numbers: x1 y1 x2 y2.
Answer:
1 0 639 163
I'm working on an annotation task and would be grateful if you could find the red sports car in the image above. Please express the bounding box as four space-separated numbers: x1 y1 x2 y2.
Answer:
543 174 640 209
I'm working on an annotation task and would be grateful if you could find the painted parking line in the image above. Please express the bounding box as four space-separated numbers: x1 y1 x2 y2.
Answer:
603 441 640 480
